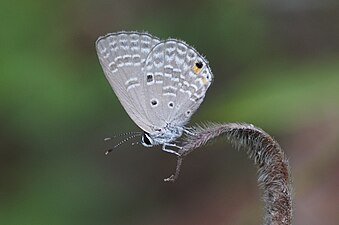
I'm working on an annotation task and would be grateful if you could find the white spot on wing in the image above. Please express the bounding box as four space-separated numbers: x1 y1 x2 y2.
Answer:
190 84 198 91
125 77 138 85
163 93 176 97
103 53 110 59
127 83 140 91
175 56 184 64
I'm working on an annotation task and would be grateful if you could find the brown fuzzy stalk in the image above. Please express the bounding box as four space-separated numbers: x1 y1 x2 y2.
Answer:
165 122 293 225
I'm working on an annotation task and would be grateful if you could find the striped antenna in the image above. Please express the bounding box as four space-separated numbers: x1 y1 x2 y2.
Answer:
105 133 142 155
104 131 142 141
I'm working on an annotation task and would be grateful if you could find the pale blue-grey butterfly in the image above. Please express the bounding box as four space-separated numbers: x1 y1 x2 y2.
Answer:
96 31 213 155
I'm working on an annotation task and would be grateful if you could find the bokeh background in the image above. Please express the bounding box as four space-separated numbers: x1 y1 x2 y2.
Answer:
1 0 339 224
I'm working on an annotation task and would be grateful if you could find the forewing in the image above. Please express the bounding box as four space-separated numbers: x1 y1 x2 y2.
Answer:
142 39 213 129
96 31 160 133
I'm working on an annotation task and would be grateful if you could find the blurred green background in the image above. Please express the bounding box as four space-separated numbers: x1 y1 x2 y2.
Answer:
1 0 338 225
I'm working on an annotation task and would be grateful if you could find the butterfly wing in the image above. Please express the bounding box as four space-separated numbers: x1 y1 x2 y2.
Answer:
141 39 213 131
96 31 160 133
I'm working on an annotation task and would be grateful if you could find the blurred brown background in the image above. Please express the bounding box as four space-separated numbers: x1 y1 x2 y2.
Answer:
1 0 338 224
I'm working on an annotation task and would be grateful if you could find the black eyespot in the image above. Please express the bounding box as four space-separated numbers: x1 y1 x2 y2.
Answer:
185 110 191 116
143 132 152 145
195 61 203 69
147 74 153 82
168 102 174 108
151 99 158 106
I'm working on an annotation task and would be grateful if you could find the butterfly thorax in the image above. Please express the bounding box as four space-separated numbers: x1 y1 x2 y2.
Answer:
141 125 184 147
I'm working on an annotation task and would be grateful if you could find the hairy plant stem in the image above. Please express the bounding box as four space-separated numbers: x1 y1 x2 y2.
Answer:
165 122 293 225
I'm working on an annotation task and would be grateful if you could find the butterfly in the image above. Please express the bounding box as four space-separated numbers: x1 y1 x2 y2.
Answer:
96 31 213 155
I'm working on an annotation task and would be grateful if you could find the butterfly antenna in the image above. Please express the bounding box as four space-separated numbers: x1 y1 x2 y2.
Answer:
131 141 139 146
104 131 142 141
105 133 142 155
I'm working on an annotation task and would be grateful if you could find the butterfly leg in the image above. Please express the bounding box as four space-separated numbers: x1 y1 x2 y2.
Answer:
162 143 182 156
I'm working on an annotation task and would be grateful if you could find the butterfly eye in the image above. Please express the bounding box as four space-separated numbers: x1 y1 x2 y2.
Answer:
141 132 153 146
192 60 203 74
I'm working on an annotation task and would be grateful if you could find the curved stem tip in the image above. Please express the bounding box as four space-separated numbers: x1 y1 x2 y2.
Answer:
165 122 293 225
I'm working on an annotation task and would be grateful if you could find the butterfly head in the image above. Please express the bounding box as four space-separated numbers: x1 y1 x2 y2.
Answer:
141 125 184 148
